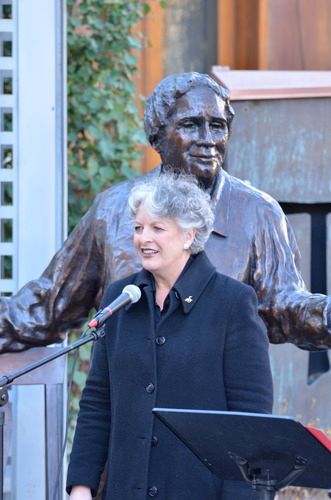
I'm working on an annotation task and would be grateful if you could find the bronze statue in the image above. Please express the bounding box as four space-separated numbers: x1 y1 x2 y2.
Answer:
0 72 330 352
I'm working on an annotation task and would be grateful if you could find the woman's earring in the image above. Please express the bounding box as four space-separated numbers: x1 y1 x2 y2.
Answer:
183 243 190 251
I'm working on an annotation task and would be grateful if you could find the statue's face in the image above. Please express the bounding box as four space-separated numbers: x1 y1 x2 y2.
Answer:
159 86 229 190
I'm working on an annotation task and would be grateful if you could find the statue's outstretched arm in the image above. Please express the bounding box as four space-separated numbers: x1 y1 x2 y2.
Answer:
253 201 331 350
0 200 105 353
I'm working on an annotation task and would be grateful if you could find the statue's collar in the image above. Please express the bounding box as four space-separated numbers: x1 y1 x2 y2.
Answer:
210 169 230 238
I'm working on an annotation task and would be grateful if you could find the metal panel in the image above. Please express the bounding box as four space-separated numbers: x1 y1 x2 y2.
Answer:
0 347 66 500
270 343 331 433
0 347 66 385
45 384 65 500
12 386 47 499
226 98 331 203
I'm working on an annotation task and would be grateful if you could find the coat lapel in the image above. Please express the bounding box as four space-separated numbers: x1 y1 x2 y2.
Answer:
173 252 217 314
130 252 217 316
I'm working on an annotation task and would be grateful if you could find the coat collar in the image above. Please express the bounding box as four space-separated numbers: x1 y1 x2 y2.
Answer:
134 251 216 314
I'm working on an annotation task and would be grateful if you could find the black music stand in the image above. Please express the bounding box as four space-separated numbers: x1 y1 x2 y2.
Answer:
153 408 331 500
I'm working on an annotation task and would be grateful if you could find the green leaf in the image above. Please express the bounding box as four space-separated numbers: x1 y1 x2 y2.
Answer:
66 0 168 453
143 3 151 15
73 370 87 386
87 156 99 176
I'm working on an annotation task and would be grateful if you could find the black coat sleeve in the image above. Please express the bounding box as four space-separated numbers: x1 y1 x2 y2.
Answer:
66 334 111 496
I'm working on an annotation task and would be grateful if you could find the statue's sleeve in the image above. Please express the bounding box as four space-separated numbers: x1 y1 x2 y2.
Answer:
0 197 106 353
253 200 331 350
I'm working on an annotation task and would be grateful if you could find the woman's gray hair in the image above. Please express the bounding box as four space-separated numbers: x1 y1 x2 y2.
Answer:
128 173 214 254
144 72 235 152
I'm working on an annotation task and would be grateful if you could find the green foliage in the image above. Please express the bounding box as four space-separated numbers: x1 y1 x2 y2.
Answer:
66 0 154 452
67 0 148 231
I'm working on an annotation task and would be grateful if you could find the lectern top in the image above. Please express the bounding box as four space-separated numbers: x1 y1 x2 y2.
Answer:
154 408 331 490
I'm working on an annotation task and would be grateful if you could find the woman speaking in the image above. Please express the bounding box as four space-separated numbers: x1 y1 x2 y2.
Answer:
67 173 273 499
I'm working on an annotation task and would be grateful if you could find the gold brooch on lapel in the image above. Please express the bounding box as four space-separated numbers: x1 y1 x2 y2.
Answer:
184 296 193 303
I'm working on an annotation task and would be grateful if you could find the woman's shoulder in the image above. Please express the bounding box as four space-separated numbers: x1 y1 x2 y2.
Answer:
213 271 257 300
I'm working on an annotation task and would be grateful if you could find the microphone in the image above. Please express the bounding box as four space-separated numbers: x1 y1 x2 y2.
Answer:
88 284 141 328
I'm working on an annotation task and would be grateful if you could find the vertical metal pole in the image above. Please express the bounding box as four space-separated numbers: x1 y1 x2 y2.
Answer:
0 409 4 500
308 210 330 382
255 487 276 500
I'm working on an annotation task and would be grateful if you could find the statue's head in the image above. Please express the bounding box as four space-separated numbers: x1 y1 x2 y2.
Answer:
144 72 235 190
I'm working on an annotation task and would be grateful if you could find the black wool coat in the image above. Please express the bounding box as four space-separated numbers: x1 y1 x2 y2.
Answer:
67 251 273 499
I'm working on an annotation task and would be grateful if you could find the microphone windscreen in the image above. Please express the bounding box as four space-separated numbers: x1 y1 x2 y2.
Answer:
122 284 141 304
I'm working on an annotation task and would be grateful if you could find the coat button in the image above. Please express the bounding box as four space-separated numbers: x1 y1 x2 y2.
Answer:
148 486 158 497
151 435 158 447
145 383 155 394
155 336 166 345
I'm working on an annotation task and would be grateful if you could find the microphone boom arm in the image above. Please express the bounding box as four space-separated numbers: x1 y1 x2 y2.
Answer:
0 326 105 391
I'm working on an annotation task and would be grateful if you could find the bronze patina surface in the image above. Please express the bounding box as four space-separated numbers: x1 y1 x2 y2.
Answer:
0 72 330 352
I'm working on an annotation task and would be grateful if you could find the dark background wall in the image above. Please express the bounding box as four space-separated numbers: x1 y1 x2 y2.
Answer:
163 0 218 75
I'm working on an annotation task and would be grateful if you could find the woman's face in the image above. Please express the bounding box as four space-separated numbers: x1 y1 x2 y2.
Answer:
134 204 195 281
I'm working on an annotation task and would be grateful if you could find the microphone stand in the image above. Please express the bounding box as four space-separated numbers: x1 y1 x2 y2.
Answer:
0 325 105 500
